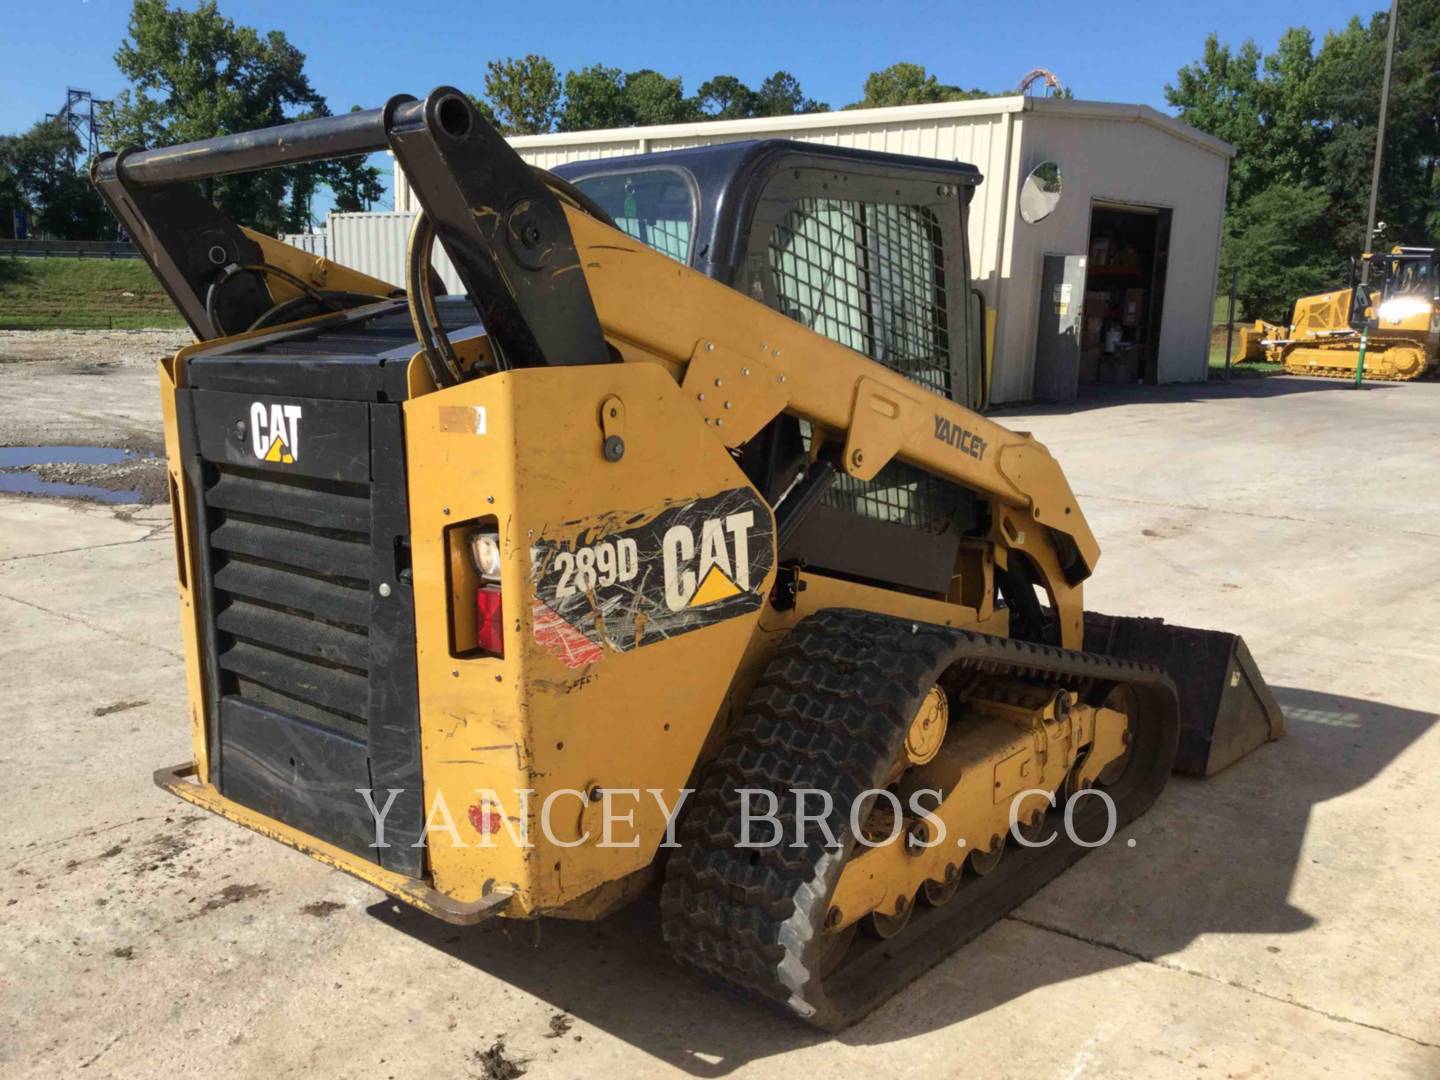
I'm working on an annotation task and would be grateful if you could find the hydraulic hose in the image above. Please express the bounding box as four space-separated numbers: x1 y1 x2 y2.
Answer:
205 261 389 337
404 166 617 389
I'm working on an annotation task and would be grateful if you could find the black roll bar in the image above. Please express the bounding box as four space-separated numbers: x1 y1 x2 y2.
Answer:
103 99 424 187
91 87 613 372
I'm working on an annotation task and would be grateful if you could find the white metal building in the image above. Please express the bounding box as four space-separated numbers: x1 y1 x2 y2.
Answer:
378 96 1232 404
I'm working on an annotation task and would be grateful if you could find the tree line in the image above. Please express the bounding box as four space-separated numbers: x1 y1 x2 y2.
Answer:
0 1 1014 241
471 56 1005 135
2 0 383 240
20 0 1435 326
1168 2 1440 319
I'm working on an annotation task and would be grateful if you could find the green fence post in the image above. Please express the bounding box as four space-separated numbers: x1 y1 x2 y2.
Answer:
1353 324 1369 388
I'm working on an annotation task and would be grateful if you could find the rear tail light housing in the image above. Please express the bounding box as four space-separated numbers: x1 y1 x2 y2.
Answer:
446 519 505 658
470 530 502 581
475 584 504 656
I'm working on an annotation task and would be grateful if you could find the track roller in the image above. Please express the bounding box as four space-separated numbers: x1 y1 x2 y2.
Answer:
660 608 1178 1029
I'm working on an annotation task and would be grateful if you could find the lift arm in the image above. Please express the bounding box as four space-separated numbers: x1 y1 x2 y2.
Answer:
93 87 1100 643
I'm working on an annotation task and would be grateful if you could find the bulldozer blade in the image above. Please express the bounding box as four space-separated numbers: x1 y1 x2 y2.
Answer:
1084 614 1284 777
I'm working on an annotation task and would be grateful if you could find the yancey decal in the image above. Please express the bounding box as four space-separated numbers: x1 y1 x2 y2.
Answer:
250 401 302 464
934 414 987 461
529 486 774 668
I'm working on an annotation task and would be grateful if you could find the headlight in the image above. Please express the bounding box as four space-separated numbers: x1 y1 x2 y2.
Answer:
469 531 502 579
1377 297 1431 324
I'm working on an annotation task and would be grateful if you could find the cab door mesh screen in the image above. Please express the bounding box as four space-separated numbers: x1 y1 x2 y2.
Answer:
768 198 950 395
772 198 960 535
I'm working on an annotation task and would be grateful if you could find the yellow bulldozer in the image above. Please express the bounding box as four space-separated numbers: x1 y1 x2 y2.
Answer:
93 89 1282 1028
1231 246 1440 381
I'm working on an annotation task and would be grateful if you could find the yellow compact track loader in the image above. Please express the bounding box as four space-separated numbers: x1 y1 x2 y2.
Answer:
93 89 1282 1028
1234 248 1440 381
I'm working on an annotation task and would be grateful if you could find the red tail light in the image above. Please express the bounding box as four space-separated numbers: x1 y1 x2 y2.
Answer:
475 585 504 656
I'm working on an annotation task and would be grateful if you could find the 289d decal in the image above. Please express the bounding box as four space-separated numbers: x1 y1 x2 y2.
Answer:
530 487 774 667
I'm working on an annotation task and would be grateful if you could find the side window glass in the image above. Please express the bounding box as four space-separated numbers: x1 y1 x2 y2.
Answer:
575 168 695 264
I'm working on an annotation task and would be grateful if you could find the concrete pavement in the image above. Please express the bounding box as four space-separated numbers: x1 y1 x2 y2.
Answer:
2 365 1437 1078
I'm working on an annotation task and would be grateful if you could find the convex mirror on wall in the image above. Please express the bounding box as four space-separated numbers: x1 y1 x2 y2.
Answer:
1020 161 1062 224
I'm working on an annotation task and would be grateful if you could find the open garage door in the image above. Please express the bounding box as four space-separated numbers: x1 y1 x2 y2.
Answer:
1081 203 1171 386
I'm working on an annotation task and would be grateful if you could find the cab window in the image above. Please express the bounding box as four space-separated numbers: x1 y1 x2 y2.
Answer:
574 168 695 264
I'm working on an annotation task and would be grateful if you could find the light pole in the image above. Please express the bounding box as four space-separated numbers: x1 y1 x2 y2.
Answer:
1355 0 1401 387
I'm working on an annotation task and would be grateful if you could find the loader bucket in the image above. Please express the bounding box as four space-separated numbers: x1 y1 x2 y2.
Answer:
1085 614 1284 777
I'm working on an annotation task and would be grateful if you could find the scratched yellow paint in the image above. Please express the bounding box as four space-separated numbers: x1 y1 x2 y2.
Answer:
403 362 774 913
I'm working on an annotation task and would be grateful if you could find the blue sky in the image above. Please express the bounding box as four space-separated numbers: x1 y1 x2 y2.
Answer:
1 0 1380 212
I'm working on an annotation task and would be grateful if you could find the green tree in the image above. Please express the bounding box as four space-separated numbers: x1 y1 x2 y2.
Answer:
1311 6 1440 247
559 65 630 131
1166 36 1274 209
1220 183 1340 319
1260 28 1325 190
0 157 20 239
0 118 111 239
696 75 757 119
103 0 381 233
623 69 698 126
483 54 561 134
753 71 827 116
1171 8 1440 300
851 63 987 108
322 107 386 213
558 66 698 130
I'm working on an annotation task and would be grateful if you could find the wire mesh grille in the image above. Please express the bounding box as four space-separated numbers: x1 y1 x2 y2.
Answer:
776 199 959 535
797 420 960 534
768 198 950 394
826 460 961 534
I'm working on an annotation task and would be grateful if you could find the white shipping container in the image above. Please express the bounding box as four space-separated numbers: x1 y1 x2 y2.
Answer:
326 211 464 295
280 231 327 257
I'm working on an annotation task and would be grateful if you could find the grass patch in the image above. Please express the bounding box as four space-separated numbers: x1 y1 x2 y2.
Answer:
1212 291 1247 324
1208 343 1285 378
0 257 185 330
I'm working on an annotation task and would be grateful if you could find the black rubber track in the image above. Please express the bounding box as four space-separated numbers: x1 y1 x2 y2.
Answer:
660 607 1179 1030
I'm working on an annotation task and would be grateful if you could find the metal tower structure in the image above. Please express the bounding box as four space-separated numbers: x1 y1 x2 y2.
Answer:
47 88 111 160
1017 69 1063 98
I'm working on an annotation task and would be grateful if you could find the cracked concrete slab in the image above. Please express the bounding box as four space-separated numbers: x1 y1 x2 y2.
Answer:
3 370 1438 1078
0 497 163 561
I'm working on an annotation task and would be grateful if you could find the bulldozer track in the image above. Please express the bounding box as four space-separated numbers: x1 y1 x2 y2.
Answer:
1281 338 1434 382
660 607 1179 1029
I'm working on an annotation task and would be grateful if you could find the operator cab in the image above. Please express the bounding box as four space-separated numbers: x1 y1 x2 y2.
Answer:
555 141 985 410
557 142 989 595
1374 247 1438 326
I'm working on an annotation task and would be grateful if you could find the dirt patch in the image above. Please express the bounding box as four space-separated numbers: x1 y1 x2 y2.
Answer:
473 1039 526 1080
31 456 168 504
0 328 190 366
197 883 269 915
130 831 192 876
111 945 134 960
94 700 149 717
544 1013 572 1039
1141 523 1187 540
300 900 345 918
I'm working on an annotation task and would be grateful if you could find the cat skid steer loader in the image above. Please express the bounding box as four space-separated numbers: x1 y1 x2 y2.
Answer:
93 89 1282 1029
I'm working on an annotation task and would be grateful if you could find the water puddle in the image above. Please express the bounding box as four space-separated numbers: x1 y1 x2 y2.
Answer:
0 445 152 467
0 473 142 503
0 445 157 504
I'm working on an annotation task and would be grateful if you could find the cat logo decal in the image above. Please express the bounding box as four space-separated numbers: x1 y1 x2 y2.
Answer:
249 401 302 464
